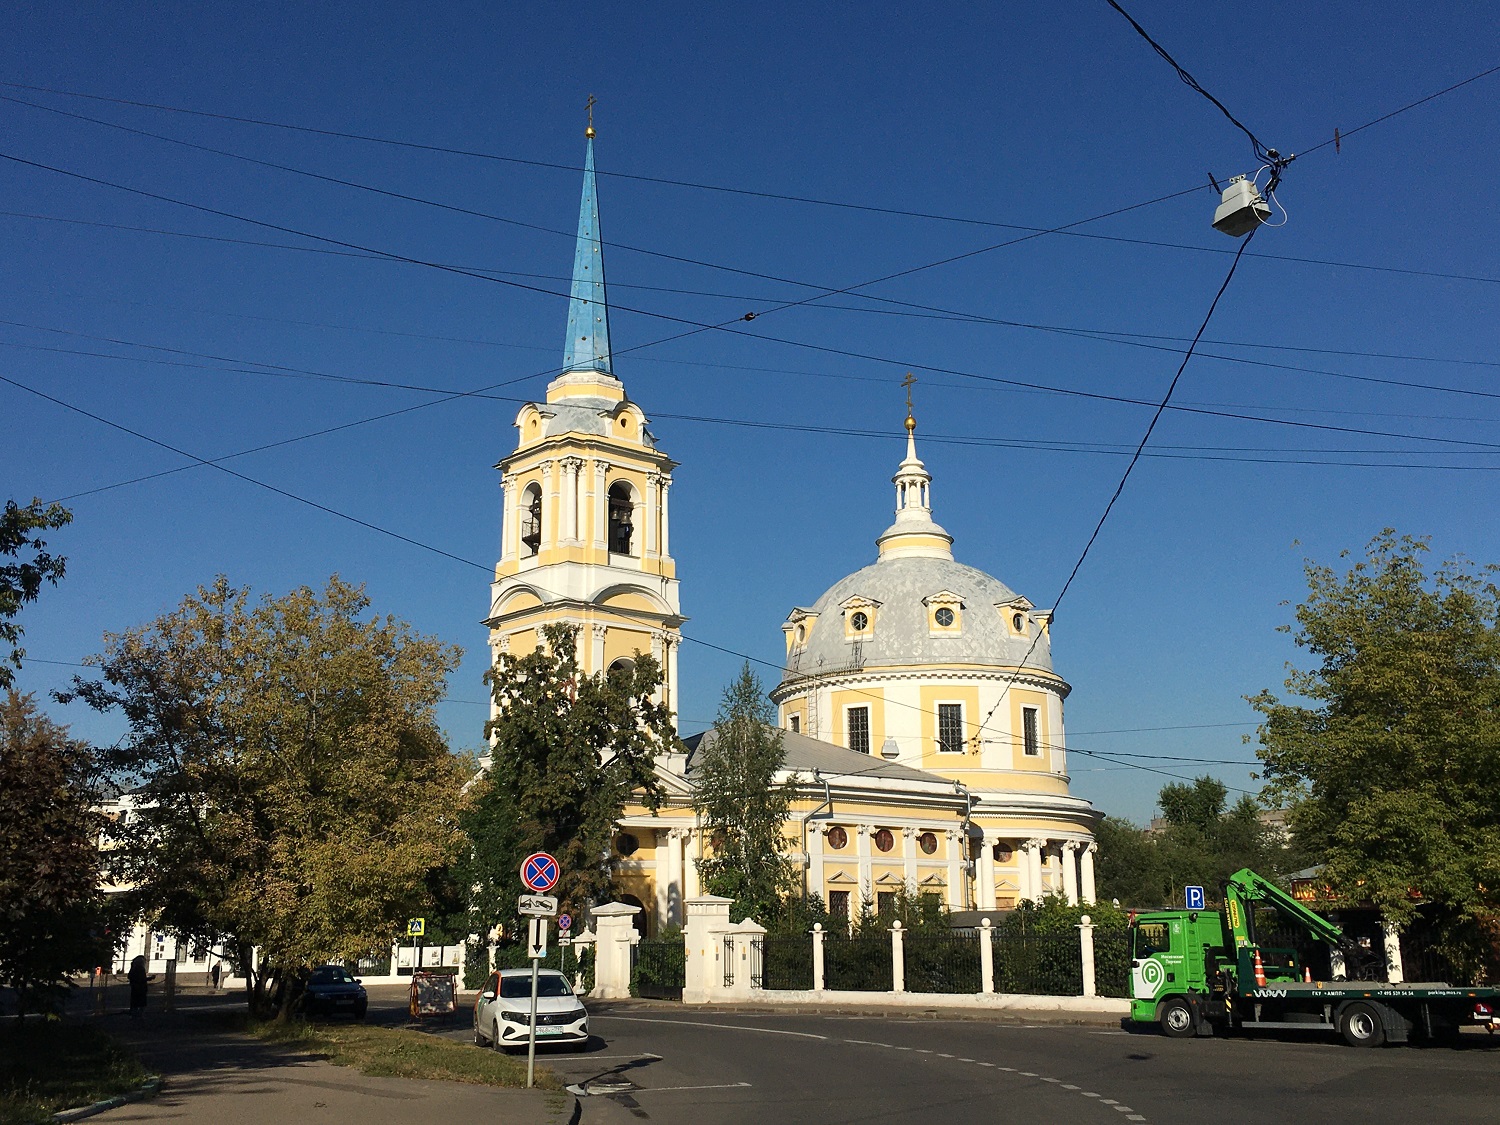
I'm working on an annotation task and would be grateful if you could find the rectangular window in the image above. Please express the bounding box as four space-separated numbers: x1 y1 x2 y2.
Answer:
876 891 897 916
1023 706 1040 756
847 706 870 754
937 703 964 753
789 714 800 734
828 890 850 919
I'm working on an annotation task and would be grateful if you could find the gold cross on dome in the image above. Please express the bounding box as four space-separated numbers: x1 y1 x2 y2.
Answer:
902 372 916 421
585 94 597 138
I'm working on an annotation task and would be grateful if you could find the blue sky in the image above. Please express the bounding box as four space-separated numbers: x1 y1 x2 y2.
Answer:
3 2 1497 824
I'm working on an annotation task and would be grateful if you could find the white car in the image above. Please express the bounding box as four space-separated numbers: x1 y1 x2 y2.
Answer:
473 968 590 1052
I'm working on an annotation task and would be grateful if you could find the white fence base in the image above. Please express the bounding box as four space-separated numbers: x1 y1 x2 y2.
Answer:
711 989 1129 1014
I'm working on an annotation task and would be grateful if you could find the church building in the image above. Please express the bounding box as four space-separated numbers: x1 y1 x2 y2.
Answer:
486 125 1100 936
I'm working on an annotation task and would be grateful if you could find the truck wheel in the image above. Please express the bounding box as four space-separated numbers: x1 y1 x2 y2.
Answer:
1160 997 1196 1038
1340 1002 1386 1048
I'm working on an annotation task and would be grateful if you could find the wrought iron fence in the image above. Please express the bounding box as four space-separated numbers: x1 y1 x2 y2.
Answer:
993 932 1082 996
724 935 735 987
759 935 813 990
632 938 685 1000
902 932 982 994
823 934 892 992
1093 929 1131 998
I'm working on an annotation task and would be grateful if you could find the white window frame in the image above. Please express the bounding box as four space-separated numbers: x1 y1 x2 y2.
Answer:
1022 705 1041 757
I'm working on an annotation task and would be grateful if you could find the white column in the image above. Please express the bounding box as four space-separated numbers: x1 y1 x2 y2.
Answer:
856 825 873 903
667 828 685 928
979 917 995 993
1016 841 1033 901
500 472 518 561
902 827 917 889
976 830 996 911
539 460 555 551
1028 838 1046 903
945 829 963 909
1062 841 1080 906
659 475 671 557
561 457 582 543
645 471 663 559
811 924 826 992
808 823 825 900
591 624 607 677
1080 842 1097 904
654 828 671 929
593 460 610 546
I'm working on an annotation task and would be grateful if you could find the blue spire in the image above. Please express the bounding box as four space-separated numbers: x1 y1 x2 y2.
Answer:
562 137 613 376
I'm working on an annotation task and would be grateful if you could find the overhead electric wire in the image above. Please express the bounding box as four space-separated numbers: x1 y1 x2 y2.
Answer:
1297 63 1500 157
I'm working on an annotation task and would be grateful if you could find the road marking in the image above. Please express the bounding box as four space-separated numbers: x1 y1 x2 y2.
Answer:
957 1057 974 1063
1019 1071 1038 1077
561 1053 663 1062
937 1053 954 1058
1062 1084 1080 1090
841 1039 894 1048
597 1015 827 1040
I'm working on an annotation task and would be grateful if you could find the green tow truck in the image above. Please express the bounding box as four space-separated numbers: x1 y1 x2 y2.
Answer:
1129 868 1500 1046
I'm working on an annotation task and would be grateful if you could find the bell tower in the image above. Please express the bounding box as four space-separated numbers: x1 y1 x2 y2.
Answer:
485 119 684 715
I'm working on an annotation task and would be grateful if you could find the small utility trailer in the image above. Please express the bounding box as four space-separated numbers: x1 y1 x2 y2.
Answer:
1129 869 1499 1046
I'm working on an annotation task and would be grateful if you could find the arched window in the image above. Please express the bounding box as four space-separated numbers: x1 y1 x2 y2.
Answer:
520 484 542 556
608 482 634 555
608 657 636 683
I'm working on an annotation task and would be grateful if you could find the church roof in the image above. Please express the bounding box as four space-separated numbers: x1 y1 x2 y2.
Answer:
786 555 1052 676
682 726 943 788
562 136 612 376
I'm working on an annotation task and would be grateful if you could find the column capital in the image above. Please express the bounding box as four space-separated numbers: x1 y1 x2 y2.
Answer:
591 623 609 640
501 472 519 489
1026 837 1048 851
668 827 686 842
539 458 556 475
901 826 915 839
1085 841 1099 855
1062 839 1081 855
647 470 671 488
560 455 584 473
856 824 872 838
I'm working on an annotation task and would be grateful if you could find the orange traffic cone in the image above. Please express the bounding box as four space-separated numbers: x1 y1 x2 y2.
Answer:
1253 948 1267 987
1304 965 1313 983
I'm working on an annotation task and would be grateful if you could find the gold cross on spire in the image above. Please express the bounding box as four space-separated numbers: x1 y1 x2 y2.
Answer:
902 372 917 432
585 94 597 139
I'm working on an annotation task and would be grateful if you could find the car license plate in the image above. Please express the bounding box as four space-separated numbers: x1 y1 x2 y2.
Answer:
536 1026 564 1036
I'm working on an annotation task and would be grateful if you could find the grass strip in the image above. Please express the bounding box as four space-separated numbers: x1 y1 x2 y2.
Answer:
0 1022 150 1125
237 1016 561 1091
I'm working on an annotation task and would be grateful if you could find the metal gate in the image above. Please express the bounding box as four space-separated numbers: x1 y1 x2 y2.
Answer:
633 938 685 1000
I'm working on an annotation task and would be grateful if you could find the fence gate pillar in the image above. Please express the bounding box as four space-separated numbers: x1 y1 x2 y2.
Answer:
891 921 905 993
1077 914 1096 998
811 923 826 992
590 902 641 999
682 894 734 1004
980 917 996 994
726 918 767 999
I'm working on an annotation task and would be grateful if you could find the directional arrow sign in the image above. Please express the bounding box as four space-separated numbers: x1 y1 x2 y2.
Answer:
519 894 558 917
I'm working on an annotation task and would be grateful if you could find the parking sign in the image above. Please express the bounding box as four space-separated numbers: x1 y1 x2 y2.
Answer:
1184 886 1205 911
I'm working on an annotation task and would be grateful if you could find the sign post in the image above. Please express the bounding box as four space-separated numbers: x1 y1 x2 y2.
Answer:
407 917 425 977
519 853 559 1089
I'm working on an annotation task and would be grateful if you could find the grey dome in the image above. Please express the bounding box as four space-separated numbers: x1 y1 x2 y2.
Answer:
785 556 1052 677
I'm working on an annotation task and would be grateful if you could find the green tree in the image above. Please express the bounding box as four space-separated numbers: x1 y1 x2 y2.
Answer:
0 690 110 1015
1097 776 1289 908
0 498 72 688
63 576 466 1015
691 664 797 923
479 623 674 930
1250 530 1500 977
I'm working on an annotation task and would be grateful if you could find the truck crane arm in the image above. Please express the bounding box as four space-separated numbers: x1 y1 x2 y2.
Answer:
1221 867 1344 948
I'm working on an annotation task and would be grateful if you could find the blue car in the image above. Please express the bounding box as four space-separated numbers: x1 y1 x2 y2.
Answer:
304 965 368 1019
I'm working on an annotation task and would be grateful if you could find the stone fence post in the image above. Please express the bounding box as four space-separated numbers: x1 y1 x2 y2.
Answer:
725 918 767 999
682 894 734 1004
566 928 596 995
980 917 995 994
891 921 905 994
590 902 641 999
812 923 826 992
1078 914 1096 998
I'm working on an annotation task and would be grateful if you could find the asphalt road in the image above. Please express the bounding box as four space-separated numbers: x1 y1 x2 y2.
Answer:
406 994 1500 1125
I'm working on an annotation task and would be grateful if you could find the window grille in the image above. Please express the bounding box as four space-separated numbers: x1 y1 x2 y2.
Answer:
937 703 964 753
847 706 870 754
1023 707 1040 756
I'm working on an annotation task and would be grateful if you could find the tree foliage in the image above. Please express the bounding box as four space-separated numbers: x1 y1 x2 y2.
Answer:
0 498 72 689
1096 776 1292 908
64 576 466 1014
691 664 797 924
475 624 674 931
1250 530 1500 974
0 691 111 1014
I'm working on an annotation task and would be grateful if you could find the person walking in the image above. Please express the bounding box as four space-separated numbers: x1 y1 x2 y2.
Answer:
210 961 221 992
128 955 150 1018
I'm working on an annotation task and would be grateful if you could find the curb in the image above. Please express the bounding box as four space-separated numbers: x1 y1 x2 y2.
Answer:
52 1077 163 1123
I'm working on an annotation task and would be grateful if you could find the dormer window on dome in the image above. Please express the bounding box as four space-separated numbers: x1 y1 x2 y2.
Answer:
924 590 965 636
841 596 881 640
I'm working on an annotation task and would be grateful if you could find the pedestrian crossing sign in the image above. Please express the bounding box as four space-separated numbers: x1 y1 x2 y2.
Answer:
407 918 426 937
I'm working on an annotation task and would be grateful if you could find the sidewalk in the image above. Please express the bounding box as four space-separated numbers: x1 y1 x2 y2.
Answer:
581 995 1129 1027
92 1009 590 1125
